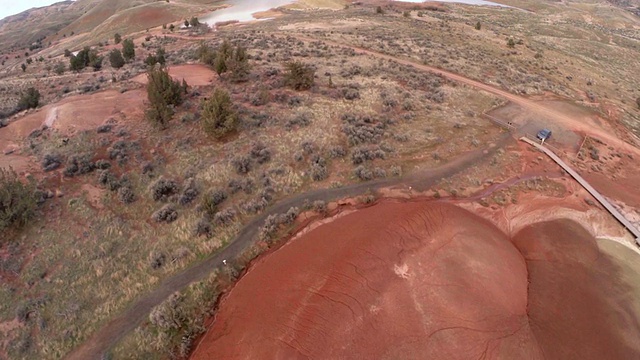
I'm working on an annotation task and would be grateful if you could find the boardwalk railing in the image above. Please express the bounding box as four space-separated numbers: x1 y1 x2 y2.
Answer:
520 136 640 245
523 133 565 156
482 113 516 132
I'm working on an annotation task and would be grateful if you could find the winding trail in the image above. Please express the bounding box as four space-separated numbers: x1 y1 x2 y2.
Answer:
65 135 512 359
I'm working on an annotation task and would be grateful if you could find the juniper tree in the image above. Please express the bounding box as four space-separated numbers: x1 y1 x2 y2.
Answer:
145 66 185 128
201 88 237 138
122 38 135 61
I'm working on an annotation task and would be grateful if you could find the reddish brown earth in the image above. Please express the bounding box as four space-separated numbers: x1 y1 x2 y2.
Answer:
132 64 217 86
190 200 640 359
585 170 640 209
513 219 640 359
0 89 146 173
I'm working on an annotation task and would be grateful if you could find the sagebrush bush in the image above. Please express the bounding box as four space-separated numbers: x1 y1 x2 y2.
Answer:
351 146 386 165
301 141 316 155
213 208 236 226
152 204 178 223
312 200 327 214
194 217 213 237
98 170 123 191
250 143 271 164
241 198 268 214
117 186 136 204
232 155 252 174
149 251 166 269
259 214 281 240
96 124 112 133
341 114 387 146
151 178 178 202
63 154 95 177
309 155 328 181
228 178 254 194
373 167 387 178
41 153 62 172
328 145 346 158
178 179 200 205
354 165 373 181
149 292 185 330
285 112 311 129
342 87 360 100
280 207 299 225
0 168 37 234
201 189 227 217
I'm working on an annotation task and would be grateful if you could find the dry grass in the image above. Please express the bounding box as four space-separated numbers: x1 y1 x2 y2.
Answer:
2 0 639 358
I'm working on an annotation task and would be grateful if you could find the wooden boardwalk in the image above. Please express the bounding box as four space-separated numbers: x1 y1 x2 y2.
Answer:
520 137 640 245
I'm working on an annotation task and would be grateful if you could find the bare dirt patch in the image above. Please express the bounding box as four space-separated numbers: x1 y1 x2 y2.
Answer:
3 89 146 139
132 64 217 86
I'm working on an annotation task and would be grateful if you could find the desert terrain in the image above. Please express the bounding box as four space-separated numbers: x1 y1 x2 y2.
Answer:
0 0 639 359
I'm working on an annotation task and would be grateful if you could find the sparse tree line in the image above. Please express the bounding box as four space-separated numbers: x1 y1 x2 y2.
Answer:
54 34 136 74
2 37 318 240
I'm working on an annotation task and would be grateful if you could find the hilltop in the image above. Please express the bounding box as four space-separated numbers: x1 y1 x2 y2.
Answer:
0 0 220 52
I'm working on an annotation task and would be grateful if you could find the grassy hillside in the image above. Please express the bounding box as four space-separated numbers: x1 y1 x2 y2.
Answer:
0 0 221 54
0 1 88 53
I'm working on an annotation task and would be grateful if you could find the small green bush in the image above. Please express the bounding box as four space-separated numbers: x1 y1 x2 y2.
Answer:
122 38 135 61
17 87 40 111
69 46 102 71
0 168 37 235
284 61 315 91
109 49 125 69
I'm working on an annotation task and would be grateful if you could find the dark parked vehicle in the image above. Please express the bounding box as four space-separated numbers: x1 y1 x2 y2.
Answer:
537 128 552 141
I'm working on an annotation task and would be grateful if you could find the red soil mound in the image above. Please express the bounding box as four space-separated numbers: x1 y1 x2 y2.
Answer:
192 201 538 359
513 219 640 359
191 201 640 359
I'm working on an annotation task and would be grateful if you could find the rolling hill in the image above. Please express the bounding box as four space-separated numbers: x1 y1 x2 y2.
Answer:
0 0 220 53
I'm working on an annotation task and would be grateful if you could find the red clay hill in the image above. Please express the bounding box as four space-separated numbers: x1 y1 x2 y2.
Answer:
191 201 640 359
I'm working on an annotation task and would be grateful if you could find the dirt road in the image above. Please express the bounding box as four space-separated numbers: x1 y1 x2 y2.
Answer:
295 36 640 155
65 135 512 359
